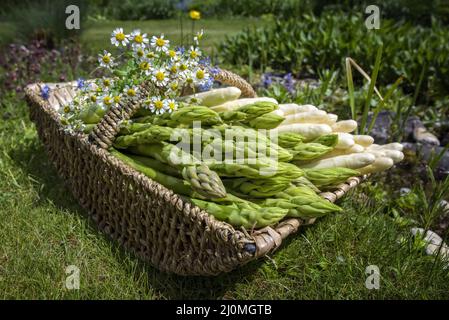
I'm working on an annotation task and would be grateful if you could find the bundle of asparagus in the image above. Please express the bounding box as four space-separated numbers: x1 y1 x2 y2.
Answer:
58 27 404 230
63 83 405 229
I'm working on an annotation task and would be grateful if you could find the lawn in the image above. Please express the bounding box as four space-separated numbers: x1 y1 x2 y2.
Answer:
1 95 448 299
81 18 267 54
1 17 449 300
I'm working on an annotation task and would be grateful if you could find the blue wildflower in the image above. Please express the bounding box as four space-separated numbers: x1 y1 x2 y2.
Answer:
283 73 294 93
209 66 220 76
199 56 211 66
262 73 272 88
175 46 186 54
41 85 50 100
76 78 85 90
198 77 214 92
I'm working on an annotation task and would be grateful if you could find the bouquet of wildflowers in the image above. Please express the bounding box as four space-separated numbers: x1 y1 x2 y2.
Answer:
59 27 216 133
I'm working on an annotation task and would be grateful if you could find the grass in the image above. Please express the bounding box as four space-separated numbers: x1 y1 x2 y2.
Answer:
1 17 449 300
1 95 449 299
81 18 268 55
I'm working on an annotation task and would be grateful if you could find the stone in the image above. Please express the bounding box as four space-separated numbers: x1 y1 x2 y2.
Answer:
411 228 449 259
400 188 411 196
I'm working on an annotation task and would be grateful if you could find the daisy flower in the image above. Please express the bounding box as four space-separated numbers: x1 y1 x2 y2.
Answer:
101 77 113 90
144 49 157 60
165 99 178 113
180 70 195 88
112 94 122 107
168 80 179 92
150 96 167 114
138 60 153 75
62 103 73 114
130 29 149 48
111 28 129 47
133 46 146 60
152 68 168 87
168 63 179 75
166 49 179 61
193 67 210 85
99 94 113 109
98 50 115 69
151 34 169 53
123 85 139 98
188 46 201 60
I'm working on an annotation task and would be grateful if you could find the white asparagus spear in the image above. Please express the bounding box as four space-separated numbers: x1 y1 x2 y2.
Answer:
320 144 365 159
335 133 355 149
353 135 374 148
281 110 328 125
300 153 376 169
279 104 317 115
358 157 394 175
367 142 404 152
274 123 332 140
331 120 358 133
210 97 278 112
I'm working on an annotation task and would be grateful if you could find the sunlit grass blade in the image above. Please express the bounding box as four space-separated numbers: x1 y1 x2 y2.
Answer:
345 57 356 122
360 45 383 135
368 75 404 133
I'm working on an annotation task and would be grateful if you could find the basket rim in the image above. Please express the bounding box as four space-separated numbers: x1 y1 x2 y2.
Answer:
25 80 367 260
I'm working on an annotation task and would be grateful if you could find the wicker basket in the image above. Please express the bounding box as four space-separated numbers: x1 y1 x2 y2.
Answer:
25 70 366 276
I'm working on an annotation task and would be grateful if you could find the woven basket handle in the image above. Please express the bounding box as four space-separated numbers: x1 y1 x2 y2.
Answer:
88 69 257 149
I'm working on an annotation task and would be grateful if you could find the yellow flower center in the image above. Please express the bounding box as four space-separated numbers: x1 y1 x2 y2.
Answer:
156 71 165 81
103 96 112 105
168 50 176 58
146 51 155 59
103 79 110 86
115 33 125 41
134 34 143 43
137 49 144 57
170 65 178 73
127 89 136 96
140 61 150 71
155 38 166 47
114 96 121 103
168 102 176 110
90 95 97 102
170 82 178 90
180 64 187 71
196 69 205 80
64 106 70 113
155 101 164 109
102 55 111 63
186 77 193 84
190 51 198 59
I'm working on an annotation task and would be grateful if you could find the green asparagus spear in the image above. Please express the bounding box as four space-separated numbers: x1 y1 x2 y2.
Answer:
248 112 285 129
223 177 291 198
313 134 339 148
275 132 305 148
114 125 174 149
190 198 288 228
110 149 194 196
128 142 227 199
304 167 358 188
261 186 342 219
289 143 333 161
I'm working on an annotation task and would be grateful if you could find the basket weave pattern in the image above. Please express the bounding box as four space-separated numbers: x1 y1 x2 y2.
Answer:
25 72 365 276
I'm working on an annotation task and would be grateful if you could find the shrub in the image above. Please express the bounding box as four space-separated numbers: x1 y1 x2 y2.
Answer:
100 0 179 20
218 12 449 104
1 0 88 47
